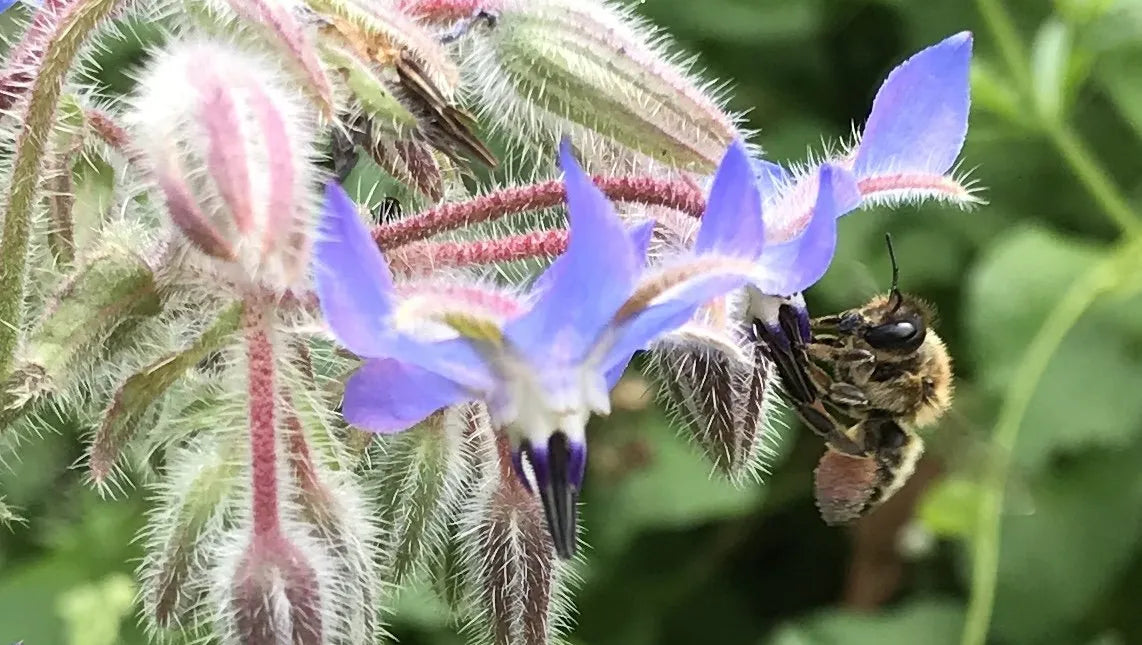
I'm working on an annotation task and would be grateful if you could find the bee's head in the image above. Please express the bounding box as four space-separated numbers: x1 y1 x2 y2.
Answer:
860 234 932 354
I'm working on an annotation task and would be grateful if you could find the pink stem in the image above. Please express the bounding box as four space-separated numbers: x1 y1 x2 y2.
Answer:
374 175 704 250
243 298 281 538
388 228 569 273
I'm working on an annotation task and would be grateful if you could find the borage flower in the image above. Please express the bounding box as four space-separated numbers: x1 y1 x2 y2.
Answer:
314 139 854 557
747 31 975 342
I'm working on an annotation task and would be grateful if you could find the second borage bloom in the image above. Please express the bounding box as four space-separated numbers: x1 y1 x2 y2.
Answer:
314 140 855 558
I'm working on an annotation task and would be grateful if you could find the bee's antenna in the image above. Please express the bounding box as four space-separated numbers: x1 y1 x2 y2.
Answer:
885 233 903 313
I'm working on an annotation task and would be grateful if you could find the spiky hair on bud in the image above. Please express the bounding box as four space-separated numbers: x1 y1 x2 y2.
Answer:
128 37 318 291
452 0 744 173
454 431 577 645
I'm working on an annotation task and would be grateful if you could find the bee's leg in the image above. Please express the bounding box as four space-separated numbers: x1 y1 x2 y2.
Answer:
794 400 868 456
805 344 875 367
826 382 870 409
752 319 818 407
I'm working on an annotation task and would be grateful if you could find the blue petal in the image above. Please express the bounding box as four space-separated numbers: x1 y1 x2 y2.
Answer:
752 158 790 202
754 164 860 295
603 272 750 369
343 358 469 433
628 220 656 258
506 139 642 363
853 32 973 180
313 182 397 358
695 140 765 258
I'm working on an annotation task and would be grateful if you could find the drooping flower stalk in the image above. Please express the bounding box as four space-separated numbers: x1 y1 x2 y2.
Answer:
0 0 127 382
243 297 281 539
374 174 704 249
388 228 569 274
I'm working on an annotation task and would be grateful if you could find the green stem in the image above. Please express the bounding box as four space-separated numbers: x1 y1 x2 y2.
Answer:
976 0 1142 236
1045 122 1142 237
960 244 1136 645
975 0 1032 90
0 0 124 382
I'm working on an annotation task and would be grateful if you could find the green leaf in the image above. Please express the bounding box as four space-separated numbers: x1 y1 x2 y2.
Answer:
917 477 986 538
765 598 965 645
990 447 1142 644
965 225 1142 473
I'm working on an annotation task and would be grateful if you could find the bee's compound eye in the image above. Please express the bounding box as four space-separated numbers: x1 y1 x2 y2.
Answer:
864 320 924 351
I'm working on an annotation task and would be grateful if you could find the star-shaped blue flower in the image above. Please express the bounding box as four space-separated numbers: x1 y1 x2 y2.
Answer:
314 139 856 557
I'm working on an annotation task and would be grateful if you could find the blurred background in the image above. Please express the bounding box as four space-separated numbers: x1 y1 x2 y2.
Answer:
4 0 1142 643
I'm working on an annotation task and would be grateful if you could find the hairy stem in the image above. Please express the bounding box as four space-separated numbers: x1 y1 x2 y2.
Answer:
389 228 569 273
374 174 703 249
961 242 1141 645
0 0 127 382
243 297 281 538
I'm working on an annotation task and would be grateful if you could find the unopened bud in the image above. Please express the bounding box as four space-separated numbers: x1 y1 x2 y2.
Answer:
227 530 326 645
129 40 316 290
466 432 562 645
650 335 778 483
460 0 738 171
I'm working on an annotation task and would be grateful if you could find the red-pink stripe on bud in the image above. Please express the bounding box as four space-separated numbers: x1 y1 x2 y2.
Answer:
397 0 502 23
387 228 568 273
193 67 255 235
247 80 302 267
375 174 703 249
226 0 335 119
156 170 237 260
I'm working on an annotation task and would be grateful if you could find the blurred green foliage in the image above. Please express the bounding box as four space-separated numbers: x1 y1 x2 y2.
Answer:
4 0 1142 644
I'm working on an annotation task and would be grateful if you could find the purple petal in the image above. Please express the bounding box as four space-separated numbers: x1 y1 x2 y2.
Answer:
342 358 470 433
853 32 972 180
313 182 396 357
604 272 750 369
629 220 656 258
506 139 642 362
753 164 860 295
752 158 790 202
695 140 765 258
379 335 499 394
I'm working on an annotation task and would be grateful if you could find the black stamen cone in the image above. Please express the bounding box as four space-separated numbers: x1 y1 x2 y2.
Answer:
529 433 578 559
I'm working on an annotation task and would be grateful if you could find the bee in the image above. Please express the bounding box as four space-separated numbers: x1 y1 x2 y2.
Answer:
755 235 954 524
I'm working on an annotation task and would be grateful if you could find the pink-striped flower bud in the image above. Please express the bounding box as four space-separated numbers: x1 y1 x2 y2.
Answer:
129 40 316 290
455 0 740 171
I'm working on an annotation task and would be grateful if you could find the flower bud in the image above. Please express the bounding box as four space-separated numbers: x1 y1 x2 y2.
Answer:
464 432 565 645
459 0 739 171
651 335 779 483
226 529 326 645
129 39 316 290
